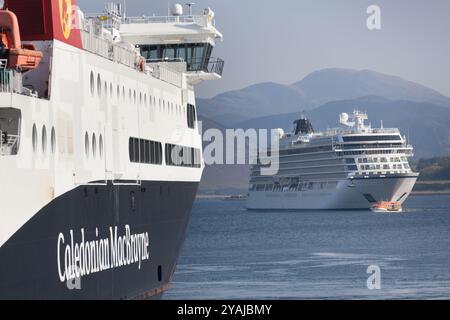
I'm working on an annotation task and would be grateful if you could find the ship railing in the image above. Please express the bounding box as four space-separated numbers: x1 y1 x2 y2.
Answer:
0 68 35 96
147 57 224 76
325 128 399 135
122 14 214 28
0 130 19 156
147 62 183 87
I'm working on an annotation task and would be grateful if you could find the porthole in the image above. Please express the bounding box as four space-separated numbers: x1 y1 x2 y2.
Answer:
129 89 132 102
110 83 113 98
51 127 56 154
90 71 94 96
85 132 89 158
97 74 101 97
140 92 142 105
117 85 120 99
122 86 125 101
99 134 104 159
134 90 136 104
41 125 47 154
104 82 107 98
92 133 97 158
32 124 37 153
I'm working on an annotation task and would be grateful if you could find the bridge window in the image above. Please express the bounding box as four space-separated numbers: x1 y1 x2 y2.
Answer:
139 43 213 72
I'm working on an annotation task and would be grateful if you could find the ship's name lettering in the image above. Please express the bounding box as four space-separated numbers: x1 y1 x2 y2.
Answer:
57 225 149 282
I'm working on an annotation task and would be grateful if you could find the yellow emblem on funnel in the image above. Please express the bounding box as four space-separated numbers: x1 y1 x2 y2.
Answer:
59 0 72 40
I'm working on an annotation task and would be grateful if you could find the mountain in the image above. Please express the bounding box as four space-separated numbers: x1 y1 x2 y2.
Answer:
197 82 303 127
197 68 450 127
198 114 250 194
292 68 450 109
237 96 450 159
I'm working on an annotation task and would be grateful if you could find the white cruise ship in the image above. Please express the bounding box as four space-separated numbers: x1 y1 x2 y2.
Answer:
246 111 419 210
0 0 222 299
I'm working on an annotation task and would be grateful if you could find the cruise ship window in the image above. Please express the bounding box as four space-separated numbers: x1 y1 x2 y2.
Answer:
110 83 113 99
122 87 125 101
117 85 120 99
104 82 107 98
134 90 136 104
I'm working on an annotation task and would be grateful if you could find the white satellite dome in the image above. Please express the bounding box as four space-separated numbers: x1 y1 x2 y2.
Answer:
340 112 349 124
274 128 285 139
172 3 183 16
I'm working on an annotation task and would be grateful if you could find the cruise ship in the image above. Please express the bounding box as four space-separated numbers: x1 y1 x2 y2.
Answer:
0 0 223 299
246 111 419 210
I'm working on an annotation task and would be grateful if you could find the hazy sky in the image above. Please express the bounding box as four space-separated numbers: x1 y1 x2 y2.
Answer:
78 0 450 99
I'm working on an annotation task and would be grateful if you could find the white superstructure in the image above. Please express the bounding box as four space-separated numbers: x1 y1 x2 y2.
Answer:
0 2 223 247
246 111 419 210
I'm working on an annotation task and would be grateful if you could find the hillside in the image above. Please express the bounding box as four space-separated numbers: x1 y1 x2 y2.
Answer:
236 96 450 159
197 68 450 127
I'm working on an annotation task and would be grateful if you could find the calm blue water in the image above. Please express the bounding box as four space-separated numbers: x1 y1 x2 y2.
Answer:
164 195 450 300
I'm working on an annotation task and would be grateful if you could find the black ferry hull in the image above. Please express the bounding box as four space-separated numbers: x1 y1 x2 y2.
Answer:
0 180 198 300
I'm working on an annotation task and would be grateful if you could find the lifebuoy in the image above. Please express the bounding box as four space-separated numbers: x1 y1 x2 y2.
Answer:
138 58 145 72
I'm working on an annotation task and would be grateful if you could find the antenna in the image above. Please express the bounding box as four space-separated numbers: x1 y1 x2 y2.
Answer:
185 2 195 16
123 0 127 18
380 120 384 129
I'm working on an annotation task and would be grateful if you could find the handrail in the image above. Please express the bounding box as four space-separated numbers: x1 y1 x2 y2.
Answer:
0 130 19 155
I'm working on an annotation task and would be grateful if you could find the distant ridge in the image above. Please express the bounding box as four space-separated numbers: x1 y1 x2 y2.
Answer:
197 68 450 127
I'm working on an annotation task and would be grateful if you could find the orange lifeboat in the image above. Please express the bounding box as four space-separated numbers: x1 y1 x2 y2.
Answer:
0 10 43 71
370 201 403 213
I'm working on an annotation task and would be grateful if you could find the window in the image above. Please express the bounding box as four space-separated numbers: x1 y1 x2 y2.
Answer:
165 143 201 168
129 137 162 165
32 124 37 153
90 72 94 96
139 43 214 72
92 133 97 158
41 125 47 154
97 74 101 97
85 132 90 157
99 134 104 159
51 127 56 154
342 135 402 142
187 104 196 129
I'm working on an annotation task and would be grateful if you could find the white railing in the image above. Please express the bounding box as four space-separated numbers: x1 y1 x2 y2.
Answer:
0 68 21 94
122 15 212 28
0 130 19 156
325 127 399 136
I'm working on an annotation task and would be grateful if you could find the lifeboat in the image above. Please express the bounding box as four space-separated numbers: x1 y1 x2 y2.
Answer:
0 10 43 71
370 201 403 213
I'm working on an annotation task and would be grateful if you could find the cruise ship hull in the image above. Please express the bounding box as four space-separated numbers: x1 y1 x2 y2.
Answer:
246 174 418 210
0 180 198 300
